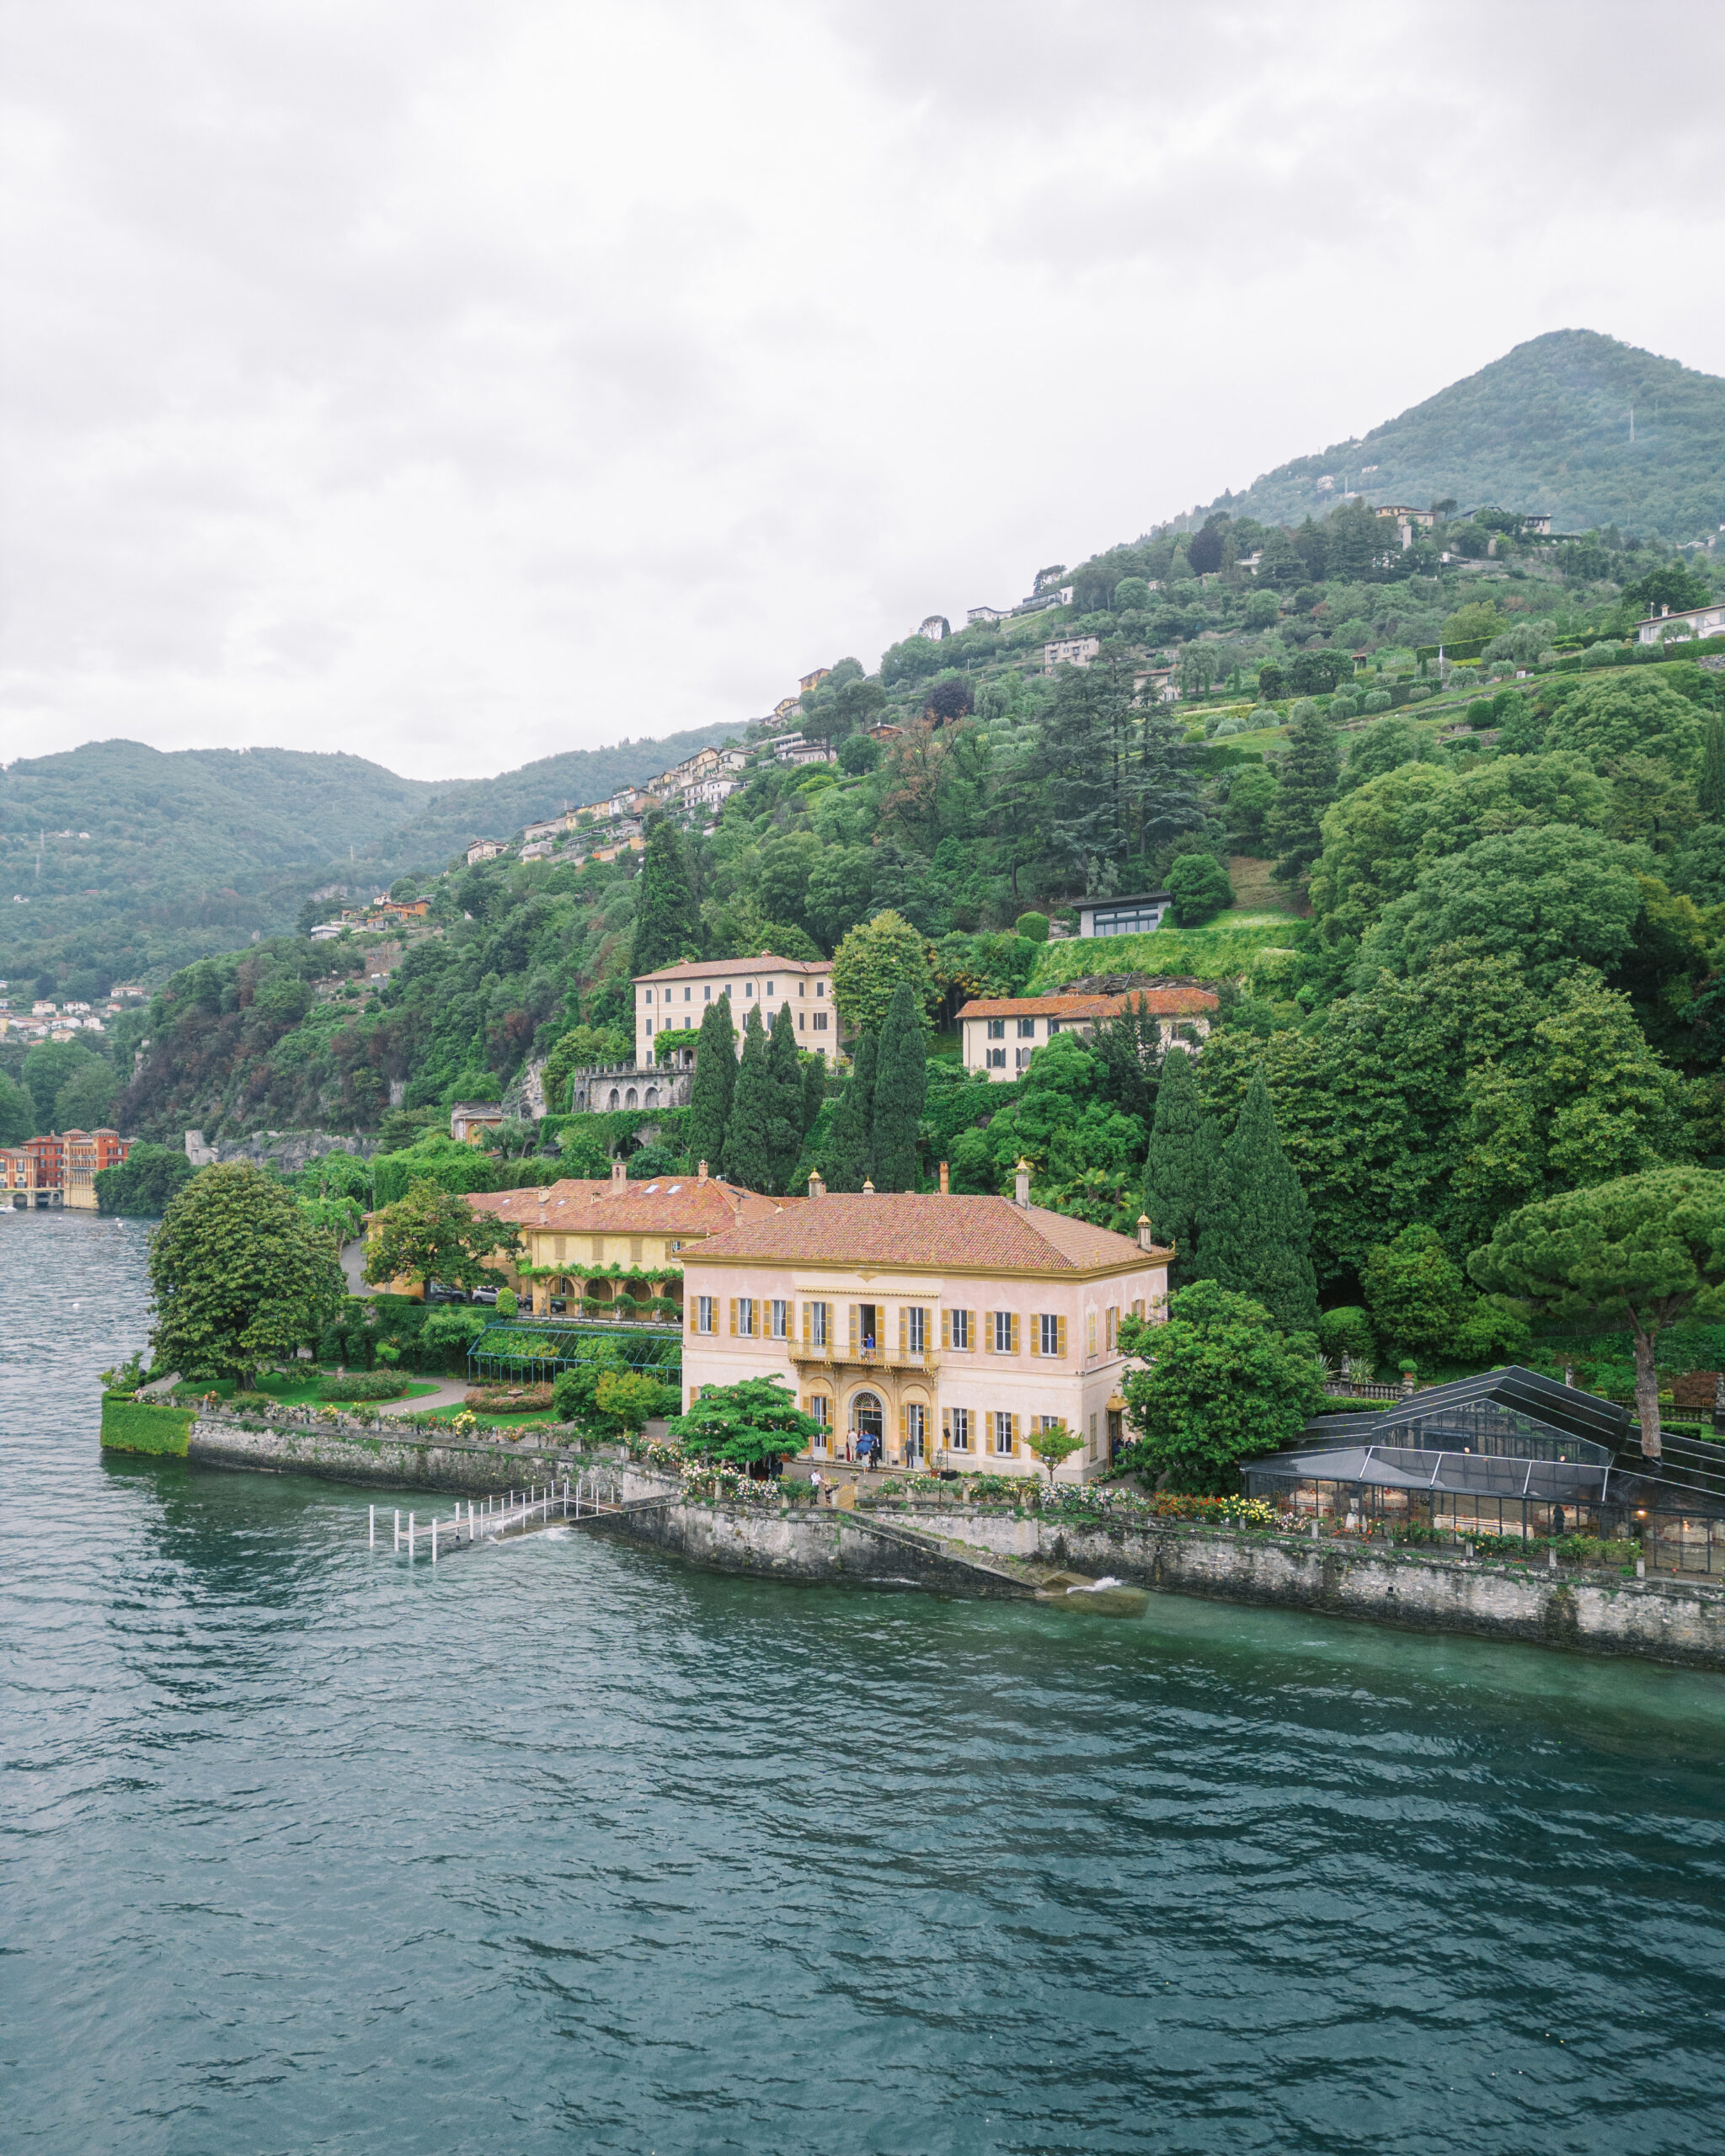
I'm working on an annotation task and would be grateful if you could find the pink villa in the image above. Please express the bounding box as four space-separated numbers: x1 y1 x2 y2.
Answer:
682 1166 1172 1482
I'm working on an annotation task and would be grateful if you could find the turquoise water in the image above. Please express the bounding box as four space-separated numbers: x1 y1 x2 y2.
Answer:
5 1209 1725 2155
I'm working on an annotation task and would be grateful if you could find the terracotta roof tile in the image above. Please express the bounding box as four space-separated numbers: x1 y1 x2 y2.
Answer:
956 989 1217 1021
633 953 831 982
467 1177 796 1234
688 1193 1166 1274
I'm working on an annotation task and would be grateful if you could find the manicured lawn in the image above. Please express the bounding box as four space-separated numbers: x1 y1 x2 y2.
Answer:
253 1371 446 1407
415 1402 557 1428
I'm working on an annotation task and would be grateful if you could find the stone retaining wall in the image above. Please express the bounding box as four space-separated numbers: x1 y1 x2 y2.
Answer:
171 1416 1725 1668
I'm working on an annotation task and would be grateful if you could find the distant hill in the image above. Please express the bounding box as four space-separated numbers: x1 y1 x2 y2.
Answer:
1179 330 1725 541
367 725 745 874
0 723 742 990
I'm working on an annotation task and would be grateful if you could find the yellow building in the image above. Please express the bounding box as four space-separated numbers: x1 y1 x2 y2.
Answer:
467 1163 797 1315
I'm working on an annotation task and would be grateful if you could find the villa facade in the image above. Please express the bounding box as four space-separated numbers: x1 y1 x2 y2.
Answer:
681 1180 1170 1482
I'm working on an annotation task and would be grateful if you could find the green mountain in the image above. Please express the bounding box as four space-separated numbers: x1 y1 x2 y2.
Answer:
0 724 741 992
1184 331 1725 541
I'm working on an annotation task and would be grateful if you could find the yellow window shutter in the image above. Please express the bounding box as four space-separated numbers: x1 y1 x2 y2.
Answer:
1012 1412 1020 1449
942 1406 951 1440
849 1303 859 1351
899 1406 907 1444
688 1303 697 1334
899 1308 906 1353
941 1309 950 1349
802 1302 810 1344
1057 1316 1068 1358
729 1299 737 1337
1029 1318 1040 1358
1010 1314 1020 1355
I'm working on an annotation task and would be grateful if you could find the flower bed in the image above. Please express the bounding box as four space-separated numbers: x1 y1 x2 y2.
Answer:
464 1383 554 1412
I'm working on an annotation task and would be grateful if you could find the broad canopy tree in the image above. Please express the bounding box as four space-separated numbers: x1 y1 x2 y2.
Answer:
1469 1168 1725 1460
148 1162 347 1388
363 1177 521 1296
668 1375 820 1474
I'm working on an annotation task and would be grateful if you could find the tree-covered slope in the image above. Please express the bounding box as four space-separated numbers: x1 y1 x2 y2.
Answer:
1185 331 1725 541
0 724 742 990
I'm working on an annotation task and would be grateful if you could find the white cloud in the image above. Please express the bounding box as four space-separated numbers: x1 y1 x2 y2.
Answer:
3 0 1722 777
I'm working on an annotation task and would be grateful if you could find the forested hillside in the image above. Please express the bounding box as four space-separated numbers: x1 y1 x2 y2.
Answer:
0 723 742 995
1181 331 1725 542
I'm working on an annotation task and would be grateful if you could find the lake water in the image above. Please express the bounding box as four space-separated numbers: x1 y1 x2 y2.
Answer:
5 1207 1725 2154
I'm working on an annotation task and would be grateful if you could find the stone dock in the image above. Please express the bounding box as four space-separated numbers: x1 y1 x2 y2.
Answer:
102 1402 1725 1671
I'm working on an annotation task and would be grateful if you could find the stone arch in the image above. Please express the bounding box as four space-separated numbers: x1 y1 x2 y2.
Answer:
625 1086 638 1108
847 1388 884 1443
644 1085 659 1107
607 1088 621 1109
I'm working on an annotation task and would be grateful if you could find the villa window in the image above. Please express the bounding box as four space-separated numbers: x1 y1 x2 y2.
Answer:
945 1405 972 1451
946 1308 972 1352
644 1020 653 1036
644 989 654 1003
816 979 825 997
814 1011 828 1030
769 1299 788 1340
1017 1017 1035 1038
766 980 775 996
805 1299 830 1348
798 980 806 996
1036 1313 1065 1358
696 1295 715 1334
745 983 754 998
986 1018 1006 1040
991 1411 1017 1456
1107 1307 1118 1353
734 1297 756 1337
1015 1048 1032 1070
683 985 692 1001
704 985 712 1000
1087 1311 1097 1355
905 1306 927 1356
985 1048 1007 1069
990 1310 1017 1354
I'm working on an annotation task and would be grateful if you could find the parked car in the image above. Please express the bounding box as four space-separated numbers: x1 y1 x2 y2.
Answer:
425 1282 466 1305
470 1286 499 1305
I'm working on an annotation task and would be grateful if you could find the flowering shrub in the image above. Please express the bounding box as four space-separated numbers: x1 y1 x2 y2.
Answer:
450 1410 480 1436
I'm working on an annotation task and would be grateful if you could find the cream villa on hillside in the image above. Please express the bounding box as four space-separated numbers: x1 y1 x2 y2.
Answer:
956 986 1217 1079
682 1173 1171 1482
633 953 845 1067
467 1162 797 1315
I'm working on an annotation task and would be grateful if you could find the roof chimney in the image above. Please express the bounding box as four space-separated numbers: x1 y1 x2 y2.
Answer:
611 1159 628 1189
1138 1212 1155 1252
697 1158 709 1181
1014 1157 1031 1208
862 1177 875 1194
808 1170 825 1199
938 1161 949 1194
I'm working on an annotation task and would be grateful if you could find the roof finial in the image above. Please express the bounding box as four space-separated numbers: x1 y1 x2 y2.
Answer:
862 1177 875 1194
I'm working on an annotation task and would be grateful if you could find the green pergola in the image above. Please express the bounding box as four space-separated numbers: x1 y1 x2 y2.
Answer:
466 1317 682 1389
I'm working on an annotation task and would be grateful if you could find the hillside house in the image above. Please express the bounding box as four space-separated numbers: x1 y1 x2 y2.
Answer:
799 667 831 693
1044 636 1102 674
1075 892 1172 938
681 1177 1170 1481
1637 600 1725 645
523 818 563 846
958 987 1217 1077
635 953 842 1066
771 734 833 766
466 839 504 866
966 606 1007 625
450 1102 505 1145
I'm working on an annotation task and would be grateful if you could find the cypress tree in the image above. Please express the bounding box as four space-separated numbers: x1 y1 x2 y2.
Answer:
1266 704 1340 881
629 819 696 976
1141 1045 1213 1282
1195 1071 1318 1331
765 1002 804 1194
870 983 927 1192
1699 712 1725 822
721 1006 773 1190
685 995 736 1171
826 1033 876 1192
800 1052 826 1137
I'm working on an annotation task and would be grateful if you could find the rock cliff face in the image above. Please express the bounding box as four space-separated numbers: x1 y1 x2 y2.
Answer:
182 1128 377 1172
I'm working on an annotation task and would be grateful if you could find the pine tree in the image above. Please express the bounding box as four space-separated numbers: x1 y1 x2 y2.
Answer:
1266 704 1340 882
721 1006 773 1190
870 984 927 1191
764 1002 804 1194
1699 712 1725 822
685 996 736 1171
629 819 696 977
1141 1046 1213 1283
825 1033 876 1192
1195 1071 1318 1330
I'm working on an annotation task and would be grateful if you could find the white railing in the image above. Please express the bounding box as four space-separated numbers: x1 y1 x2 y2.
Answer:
369 1472 622 1561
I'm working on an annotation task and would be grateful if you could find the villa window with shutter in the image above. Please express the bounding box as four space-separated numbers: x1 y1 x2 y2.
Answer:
991 1411 1017 1455
944 1309 972 1352
990 1310 1017 1354
804 1299 830 1348
769 1299 788 1339
905 1306 927 1356
944 1406 972 1451
695 1295 715 1334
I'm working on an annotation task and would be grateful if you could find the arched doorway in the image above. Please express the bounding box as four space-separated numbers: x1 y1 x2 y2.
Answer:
849 1390 884 1446
625 1086 638 1107
644 1086 659 1107
607 1088 621 1109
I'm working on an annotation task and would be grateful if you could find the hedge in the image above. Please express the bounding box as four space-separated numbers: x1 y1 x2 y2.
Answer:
1028 919 1311 990
100 1396 195 1456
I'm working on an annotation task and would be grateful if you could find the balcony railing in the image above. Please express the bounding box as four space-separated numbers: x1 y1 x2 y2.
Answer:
787 1340 939 1374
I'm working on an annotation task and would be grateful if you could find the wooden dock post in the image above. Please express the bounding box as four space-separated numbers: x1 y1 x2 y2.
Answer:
369 1505 375 1549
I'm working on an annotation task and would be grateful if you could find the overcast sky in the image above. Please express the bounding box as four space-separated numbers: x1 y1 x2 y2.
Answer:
4 0 1722 781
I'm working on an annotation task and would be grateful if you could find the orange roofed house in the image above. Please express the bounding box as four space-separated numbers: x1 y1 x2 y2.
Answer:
957 986 1217 1080
682 1170 1171 1482
465 1161 798 1317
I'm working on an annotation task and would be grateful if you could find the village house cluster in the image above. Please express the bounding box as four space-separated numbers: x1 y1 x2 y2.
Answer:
1 1128 131 1209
